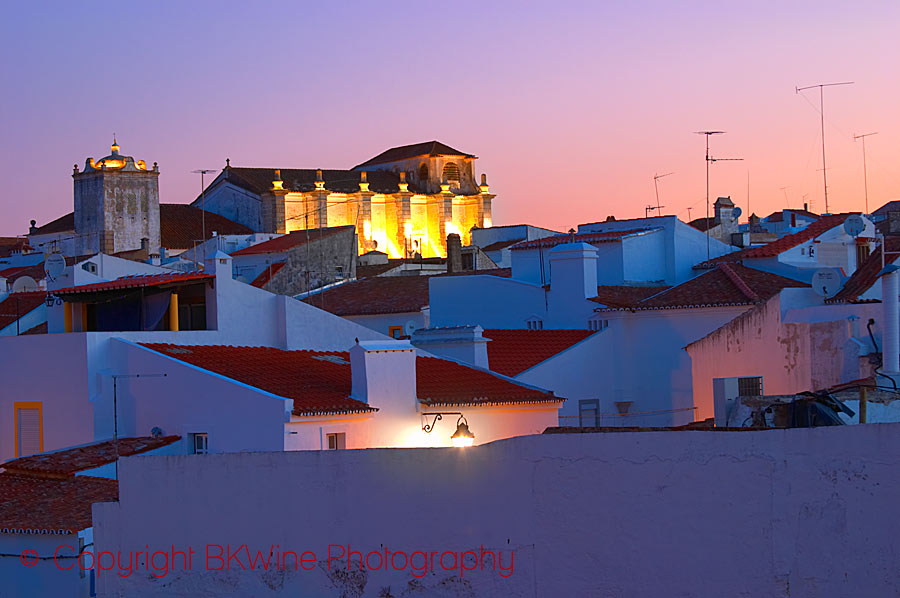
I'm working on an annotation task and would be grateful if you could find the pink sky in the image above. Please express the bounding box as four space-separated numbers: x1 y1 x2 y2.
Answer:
1 1 898 236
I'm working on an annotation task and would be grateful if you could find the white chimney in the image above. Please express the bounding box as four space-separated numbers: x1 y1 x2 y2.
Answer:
881 264 900 373
549 242 598 299
350 340 417 411
410 326 489 369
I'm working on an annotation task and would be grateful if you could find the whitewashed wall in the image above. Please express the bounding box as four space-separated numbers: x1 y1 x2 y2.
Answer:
92 424 900 597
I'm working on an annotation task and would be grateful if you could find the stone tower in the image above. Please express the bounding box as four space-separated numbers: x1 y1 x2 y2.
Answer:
73 138 160 255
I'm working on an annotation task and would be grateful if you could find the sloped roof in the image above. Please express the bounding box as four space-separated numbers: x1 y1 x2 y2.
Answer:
695 214 854 268
873 201 900 217
215 167 419 195
21 321 47 335
2 436 180 479
304 268 512 316
483 329 596 377
29 205 253 250
599 263 807 311
765 209 819 223
249 262 285 288
354 141 475 169
829 237 900 303
0 237 30 258
510 228 660 251
687 217 719 232
590 285 671 308
0 474 118 534
140 344 558 414
232 226 355 256
53 272 213 295
480 238 525 252
0 292 45 331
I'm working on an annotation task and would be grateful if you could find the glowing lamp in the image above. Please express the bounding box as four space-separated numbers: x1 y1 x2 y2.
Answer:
450 417 475 447
404 222 412 236
363 220 372 239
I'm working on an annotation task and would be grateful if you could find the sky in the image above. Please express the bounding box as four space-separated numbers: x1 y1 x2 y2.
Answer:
1 1 898 236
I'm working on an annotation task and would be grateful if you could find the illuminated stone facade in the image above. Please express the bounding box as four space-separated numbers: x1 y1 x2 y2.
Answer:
73 139 160 255
194 141 494 258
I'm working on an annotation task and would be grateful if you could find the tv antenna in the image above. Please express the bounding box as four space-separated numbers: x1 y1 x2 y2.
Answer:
695 131 743 261
853 132 877 213
779 186 791 208
796 81 854 214
645 204 665 218
652 172 673 213
192 168 219 264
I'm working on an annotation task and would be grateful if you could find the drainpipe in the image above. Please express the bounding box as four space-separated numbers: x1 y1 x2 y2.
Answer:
880 264 900 374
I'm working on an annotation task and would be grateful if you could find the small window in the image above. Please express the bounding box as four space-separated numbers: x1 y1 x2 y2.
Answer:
327 432 346 450
461 252 474 271
579 400 599 427
857 244 871 267
388 325 405 339
335 265 344 277
418 163 429 182
15 402 43 457
809 246 815 258
738 376 763 397
81 262 97 274
191 432 208 455
442 162 460 185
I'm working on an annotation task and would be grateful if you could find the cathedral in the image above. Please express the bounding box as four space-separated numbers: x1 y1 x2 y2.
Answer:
192 141 495 258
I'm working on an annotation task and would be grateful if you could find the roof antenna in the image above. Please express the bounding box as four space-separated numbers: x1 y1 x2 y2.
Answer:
695 131 743 262
854 132 877 214
796 81 854 214
652 172 673 214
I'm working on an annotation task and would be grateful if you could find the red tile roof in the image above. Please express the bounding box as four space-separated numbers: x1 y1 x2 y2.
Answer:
232 226 355 256
140 344 560 413
354 141 475 168
599 263 807 311
304 268 512 316
0 474 118 534
696 214 854 267
590 285 671 308
53 272 213 295
21 321 47 335
509 228 659 251
0 292 45 331
0 262 47 285
29 205 254 250
482 329 596 377
829 237 900 303
0 237 30 258
249 262 286 288
2 436 180 479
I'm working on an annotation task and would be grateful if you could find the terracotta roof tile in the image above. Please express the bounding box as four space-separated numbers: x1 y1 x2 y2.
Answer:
0 237 30 258
353 141 475 168
140 344 559 413
829 237 900 303
21 321 47 335
249 262 285 288
590 285 670 308
2 436 180 478
510 228 659 251
483 329 596 377
696 214 854 267
0 474 117 534
232 226 355 256
54 272 213 295
0 292 45 331
601 263 807 311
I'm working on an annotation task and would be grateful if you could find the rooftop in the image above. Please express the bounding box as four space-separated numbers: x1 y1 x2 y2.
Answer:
510 228 660 251
483 329 596 377
53 271 213 296
353 141 475 169
249 262 285 288
829 236 900 303
0 474 118 534
2 436 180 479
214 167 421 196
231 226 355 256
0 292 45 331
590 285 672 308
141 344 560 413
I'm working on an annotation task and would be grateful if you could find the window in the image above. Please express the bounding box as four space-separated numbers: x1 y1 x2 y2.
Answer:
335 265 344 277
738 376 763 397
327 432 346 450
579 400 599 427
388 325 405 339
81 262 97 274
461 252 474 271
191 432 208 455
442 162 460 185
418 163 429 182
589 317 609 332
14 402 43 457
526 317 543 330
857 244 871 267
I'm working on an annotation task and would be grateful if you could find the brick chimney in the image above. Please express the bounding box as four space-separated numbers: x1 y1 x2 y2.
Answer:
447 233 462 273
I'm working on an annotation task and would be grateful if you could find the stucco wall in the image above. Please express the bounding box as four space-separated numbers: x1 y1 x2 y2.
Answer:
429 275 547 329
92 424 900 597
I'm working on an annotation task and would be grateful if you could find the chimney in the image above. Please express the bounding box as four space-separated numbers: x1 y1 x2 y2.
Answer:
446 233 462 273
140 237 149 251
349 340 417 412
804 202 809 212
410 326 489 369
881 264 900 374
549 242 599 299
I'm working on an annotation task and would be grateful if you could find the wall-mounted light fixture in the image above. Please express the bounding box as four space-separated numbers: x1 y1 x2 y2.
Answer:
422 412 475 447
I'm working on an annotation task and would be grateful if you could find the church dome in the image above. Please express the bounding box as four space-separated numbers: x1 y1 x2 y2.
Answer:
83 138 149 172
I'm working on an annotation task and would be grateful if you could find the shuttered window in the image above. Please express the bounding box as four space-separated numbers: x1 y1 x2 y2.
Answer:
15 404 42 457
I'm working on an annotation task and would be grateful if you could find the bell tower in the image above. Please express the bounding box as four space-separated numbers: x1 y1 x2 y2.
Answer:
73 138 160 255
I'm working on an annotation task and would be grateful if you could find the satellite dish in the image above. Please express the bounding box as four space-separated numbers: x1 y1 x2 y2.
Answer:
44 254 66 279
11 276 39 292
150 426 164 439
404 321 418 337
811 268 842 298
843 215 865 237
732 206 742 221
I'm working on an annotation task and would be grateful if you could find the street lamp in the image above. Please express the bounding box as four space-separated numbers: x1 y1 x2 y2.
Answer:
422 412 475 447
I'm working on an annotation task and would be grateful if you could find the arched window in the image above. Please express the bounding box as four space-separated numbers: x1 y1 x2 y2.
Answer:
442 162 460 185
418 163 429 182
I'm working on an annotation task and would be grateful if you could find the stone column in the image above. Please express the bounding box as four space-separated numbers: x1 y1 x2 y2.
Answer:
396 172 412 257
314 169 327 229
357 172 373 253
479 173 494 228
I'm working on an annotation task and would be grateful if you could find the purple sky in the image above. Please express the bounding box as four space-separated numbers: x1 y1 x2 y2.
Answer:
2 1 898 236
